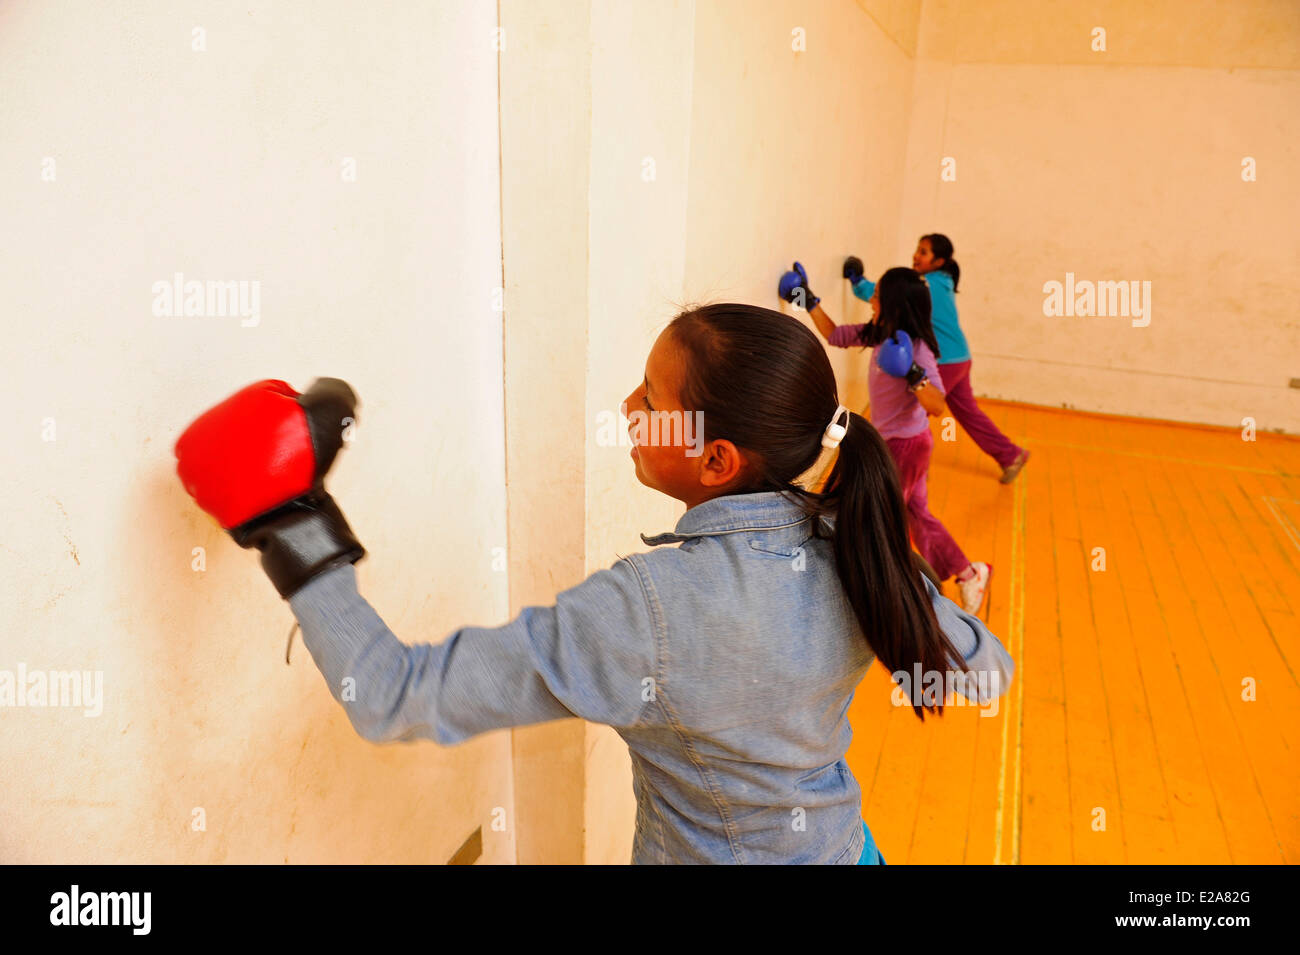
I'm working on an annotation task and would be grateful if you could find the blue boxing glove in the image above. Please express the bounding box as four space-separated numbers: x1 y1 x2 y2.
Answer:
877 329 929 390
778 261 820 311
842 256 865 284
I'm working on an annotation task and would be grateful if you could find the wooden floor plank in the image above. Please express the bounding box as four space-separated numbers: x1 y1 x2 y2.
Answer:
1117 455 1234 863
1165 465 1300 862
1056 447 1125 864
1084 425 1179 862
1139 459 1285 863
1018 438 1070 863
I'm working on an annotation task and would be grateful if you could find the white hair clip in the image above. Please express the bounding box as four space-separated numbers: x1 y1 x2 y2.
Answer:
822 404 850 449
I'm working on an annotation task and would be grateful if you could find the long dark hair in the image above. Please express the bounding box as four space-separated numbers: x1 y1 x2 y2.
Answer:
854 266 942 360
921 232 960 292
668 303 967 719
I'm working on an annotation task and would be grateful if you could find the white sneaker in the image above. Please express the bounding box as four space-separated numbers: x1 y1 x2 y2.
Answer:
958 562 991 615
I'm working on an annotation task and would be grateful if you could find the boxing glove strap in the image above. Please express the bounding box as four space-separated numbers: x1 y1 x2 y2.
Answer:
231 488 366 599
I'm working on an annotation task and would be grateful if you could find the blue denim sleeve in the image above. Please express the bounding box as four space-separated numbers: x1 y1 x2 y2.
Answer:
920 573 1015 702
286 559 659 745
850 276 876 302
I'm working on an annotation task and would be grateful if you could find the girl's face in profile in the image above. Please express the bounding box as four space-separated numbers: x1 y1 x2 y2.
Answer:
620 328 753 509
912 239 943 273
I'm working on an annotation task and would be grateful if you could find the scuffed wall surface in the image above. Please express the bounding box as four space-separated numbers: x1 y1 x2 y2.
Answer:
2 0 513 862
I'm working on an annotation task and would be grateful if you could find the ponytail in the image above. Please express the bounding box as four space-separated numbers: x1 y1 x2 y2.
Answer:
922 232 960 293
810 413 968 719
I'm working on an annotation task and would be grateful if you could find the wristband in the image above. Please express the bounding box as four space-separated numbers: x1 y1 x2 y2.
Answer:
233 488 366 599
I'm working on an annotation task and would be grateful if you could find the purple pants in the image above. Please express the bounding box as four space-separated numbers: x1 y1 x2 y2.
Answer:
885 427 969 582
937 360 1022 469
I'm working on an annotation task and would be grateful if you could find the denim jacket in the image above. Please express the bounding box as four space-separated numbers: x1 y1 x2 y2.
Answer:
287 490 1015 864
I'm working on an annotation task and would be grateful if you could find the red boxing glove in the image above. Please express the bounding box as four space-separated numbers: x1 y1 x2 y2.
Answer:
177 379 317 529
175 378 365 598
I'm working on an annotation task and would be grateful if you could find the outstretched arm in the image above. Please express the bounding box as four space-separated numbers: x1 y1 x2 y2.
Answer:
812 304 890 349
842 256 876 303
780 261 885 348
920 573 1014 704
287 557 659 745
808 303 837 342
850 277 876 302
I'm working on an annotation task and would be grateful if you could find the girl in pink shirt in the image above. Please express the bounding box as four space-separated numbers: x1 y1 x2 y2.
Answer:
784 264 991 615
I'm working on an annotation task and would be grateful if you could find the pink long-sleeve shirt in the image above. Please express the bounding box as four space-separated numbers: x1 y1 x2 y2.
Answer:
828 323 945 440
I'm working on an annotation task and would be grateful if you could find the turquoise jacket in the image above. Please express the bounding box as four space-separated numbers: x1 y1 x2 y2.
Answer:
852 270 970 364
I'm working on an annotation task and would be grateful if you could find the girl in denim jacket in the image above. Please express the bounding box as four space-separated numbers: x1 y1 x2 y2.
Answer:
175 304 1015 865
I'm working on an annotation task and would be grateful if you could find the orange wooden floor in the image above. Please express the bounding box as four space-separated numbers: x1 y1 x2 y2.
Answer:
845 400 1300 864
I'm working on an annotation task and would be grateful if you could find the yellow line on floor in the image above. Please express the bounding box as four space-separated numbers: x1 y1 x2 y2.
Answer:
995 445 1029 864
1263 497 1300 555
1011 471 1027 864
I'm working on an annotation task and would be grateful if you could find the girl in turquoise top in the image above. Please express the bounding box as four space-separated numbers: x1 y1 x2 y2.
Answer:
844 235 1029 484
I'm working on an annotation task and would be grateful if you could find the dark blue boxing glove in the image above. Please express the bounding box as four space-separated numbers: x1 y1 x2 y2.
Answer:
877 329 929 390
778 261 820 311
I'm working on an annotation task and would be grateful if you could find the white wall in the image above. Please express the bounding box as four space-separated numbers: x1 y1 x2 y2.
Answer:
1 0 511 863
